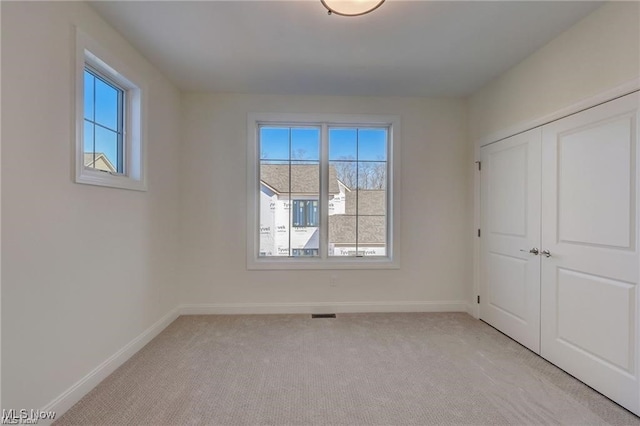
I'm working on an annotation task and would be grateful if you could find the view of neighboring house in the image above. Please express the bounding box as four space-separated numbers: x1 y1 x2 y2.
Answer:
259 164 386 257
84 152 116 173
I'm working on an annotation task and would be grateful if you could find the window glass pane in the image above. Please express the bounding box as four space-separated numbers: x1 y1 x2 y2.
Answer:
94 126 119 172
259 162 290 256
357 194 387 256
291 128 319 161
331 160 357 191
357 216 386 256
329 214 356 257
291 223 319 256
94 77 119 130
329 159 356 257
83 120 94 159
356 188 386 216
290 162 319 194
358 128 387 161
329 128 357 161
357 161 387 190
260 127 290 161
84 70 94 120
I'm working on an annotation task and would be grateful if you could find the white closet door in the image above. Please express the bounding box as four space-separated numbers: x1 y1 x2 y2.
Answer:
480 128 542 353
541 92 640 414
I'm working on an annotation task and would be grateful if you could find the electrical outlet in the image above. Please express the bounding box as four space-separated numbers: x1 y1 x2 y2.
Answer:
329 275 338 287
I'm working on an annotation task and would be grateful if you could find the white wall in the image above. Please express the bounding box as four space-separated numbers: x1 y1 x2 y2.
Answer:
1 1 181 412
469 1 640 142
180 94 471 309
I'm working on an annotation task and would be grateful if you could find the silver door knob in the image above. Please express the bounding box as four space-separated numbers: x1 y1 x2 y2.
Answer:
541 250 551 258
520 248 539 255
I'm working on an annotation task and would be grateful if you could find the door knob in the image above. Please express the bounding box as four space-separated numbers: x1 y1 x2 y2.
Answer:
541 250 551 258
520 248 539 255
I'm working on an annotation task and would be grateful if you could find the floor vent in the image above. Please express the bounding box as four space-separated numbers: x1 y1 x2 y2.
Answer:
311 313 336 319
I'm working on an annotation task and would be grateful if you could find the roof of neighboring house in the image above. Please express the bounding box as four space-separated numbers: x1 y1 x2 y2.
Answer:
345 190 386 215
84 152 116 173
331 190 386 244
260 164 340 194
329 215 386 244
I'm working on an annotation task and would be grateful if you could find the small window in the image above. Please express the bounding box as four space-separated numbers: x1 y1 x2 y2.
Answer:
248 113 400 270
75 29 146 191
292 249 319 257
293 200 319 227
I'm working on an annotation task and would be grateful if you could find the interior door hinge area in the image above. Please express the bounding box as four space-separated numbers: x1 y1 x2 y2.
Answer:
477 295 480 304
477 229 481 237
476 161 481 171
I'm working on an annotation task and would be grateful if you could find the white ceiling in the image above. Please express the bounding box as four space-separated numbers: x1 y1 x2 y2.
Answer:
89 1 604 97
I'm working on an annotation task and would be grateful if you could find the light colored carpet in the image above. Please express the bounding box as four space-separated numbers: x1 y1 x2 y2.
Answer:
56 313 640 425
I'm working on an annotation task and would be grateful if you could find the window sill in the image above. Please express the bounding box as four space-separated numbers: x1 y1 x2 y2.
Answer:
76 168 147 191
247 257 400 270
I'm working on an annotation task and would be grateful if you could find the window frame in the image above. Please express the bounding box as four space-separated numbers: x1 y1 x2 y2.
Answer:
247 113 401 270
74 28 147 191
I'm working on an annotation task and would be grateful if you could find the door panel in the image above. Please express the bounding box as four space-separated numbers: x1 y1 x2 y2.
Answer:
557 116 634 248
541 92 640 414
487 253 528 321
556 268 634 372
480 128 542 353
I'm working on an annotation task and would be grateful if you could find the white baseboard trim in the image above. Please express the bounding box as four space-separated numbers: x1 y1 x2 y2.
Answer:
40 307 180 423
179 301 469 315
466 302 479 319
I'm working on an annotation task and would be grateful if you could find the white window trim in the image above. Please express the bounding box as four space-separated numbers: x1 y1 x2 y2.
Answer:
247 112 401 270
74 28 147 191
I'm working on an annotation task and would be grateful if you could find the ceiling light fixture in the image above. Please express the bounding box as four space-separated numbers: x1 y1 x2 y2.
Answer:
321 0 385 17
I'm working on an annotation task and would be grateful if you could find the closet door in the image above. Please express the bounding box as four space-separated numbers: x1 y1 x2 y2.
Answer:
480 128 542 353
541 92 640 414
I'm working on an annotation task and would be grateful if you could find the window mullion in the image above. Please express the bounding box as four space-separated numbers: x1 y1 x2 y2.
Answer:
355 129 360 257
288 128 292 257
320 123 329 259
92 75 97 167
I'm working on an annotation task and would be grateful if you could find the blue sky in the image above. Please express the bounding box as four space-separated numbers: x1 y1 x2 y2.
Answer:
84 70 121 170
260 126 387 162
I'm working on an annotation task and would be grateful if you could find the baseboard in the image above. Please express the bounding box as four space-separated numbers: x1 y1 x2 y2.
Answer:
466 302 479 319
40 306 180 423
179 301 469 315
